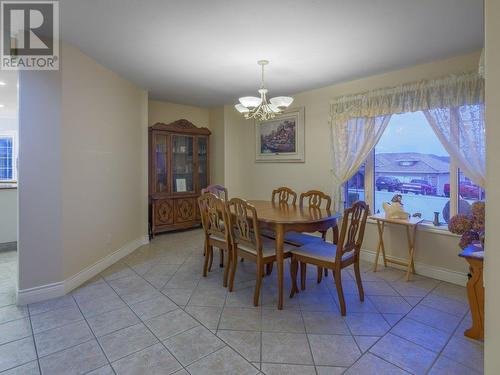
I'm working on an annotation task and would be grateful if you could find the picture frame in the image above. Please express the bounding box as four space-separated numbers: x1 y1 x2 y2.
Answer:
175 178 187 192
255 107 305 162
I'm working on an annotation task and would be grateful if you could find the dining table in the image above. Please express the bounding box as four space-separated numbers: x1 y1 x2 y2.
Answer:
248 200 339 309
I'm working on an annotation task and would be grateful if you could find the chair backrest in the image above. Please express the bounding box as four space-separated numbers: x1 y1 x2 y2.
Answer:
226 198 263 256
299 190 332 210
198 192 230 242
271 187 297 205
201 184 228 202
335 201 369 263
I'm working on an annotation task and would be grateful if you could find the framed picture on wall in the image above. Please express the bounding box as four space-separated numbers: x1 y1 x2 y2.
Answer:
255 107 305 162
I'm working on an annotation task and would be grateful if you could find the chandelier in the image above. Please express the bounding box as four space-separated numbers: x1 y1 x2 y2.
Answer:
235 60 293 120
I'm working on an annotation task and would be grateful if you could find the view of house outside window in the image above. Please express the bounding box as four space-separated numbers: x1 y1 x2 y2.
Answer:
345 111 485 224
457 169 486 215
374 111 450 222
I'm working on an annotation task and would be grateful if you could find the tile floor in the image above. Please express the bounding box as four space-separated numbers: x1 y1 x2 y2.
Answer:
0 248 16 309
0 229 484 374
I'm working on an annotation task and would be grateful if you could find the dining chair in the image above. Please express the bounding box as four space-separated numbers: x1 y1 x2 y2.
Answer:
200 185 229 266
259 187 299 248
201 184 228 202
284 190 334 243
271 187 297 205
289 201 369 316
226 198 295 306
198 192 232 287
283 190 338 283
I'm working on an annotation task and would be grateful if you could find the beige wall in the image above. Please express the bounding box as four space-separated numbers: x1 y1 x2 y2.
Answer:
0 189 17 244
18 69 64 290
61 44 148 280
484 0 499 371
222 105 254 198
221 51 480 279
208 107 225 186
148 100 209 127
0 117 18 244
18 43 148 293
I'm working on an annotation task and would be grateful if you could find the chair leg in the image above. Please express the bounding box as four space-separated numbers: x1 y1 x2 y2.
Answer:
229 247 238 292
202 242 210 277
223 249 231 288
254 261 264 306
219 248 224 268
333 269 347 316
290 258 299 298
208 245 214 272
300 262 307 291
354 259 365 302
317 266 323 284
266 263 273 275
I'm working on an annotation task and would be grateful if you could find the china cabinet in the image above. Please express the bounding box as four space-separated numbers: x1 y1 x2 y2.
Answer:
148 119 211 236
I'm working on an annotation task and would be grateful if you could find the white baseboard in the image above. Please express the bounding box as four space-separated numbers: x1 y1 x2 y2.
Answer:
360 248 468 286
16 281 65 306
17 234 149 305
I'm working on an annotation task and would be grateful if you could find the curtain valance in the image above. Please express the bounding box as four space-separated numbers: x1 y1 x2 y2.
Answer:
330 72 484 121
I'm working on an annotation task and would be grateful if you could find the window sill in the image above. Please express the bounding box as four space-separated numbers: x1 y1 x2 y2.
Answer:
366 217 459 237
0 183 17 190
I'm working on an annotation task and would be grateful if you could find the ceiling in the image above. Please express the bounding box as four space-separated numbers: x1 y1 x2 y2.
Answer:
60 0 483 107
0 70 18 118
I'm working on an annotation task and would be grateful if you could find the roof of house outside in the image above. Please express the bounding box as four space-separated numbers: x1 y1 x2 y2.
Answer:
375 152 450 174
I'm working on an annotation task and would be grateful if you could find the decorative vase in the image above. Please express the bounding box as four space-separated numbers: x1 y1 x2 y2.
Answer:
433 212 440 226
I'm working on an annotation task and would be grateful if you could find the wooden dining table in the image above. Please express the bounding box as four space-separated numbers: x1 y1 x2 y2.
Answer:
248 200 339 309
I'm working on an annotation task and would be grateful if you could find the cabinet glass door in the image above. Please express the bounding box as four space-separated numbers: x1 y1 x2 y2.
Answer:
172 135 194 193
154 134 168 193
198 137 208 191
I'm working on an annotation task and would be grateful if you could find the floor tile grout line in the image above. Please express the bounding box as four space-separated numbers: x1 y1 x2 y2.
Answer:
69 293 116 374
100 270 194 373
24 305 42 375
206 256 263 374
423 301 480 374
298 309 319 375
366 351 414 374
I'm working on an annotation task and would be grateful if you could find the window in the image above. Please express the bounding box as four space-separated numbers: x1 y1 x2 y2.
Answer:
345 163 365 207
457 169 485 215
374 111 449 222
0 132 16 182
344 111 485 225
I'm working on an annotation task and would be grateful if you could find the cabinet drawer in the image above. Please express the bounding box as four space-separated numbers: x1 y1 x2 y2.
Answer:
174 198 196 223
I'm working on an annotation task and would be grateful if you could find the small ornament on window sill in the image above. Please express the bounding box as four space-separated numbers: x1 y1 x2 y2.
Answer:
433 212 440 226
382 194 410 220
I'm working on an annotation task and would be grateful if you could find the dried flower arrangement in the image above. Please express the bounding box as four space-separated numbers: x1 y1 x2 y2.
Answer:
448 201 485 249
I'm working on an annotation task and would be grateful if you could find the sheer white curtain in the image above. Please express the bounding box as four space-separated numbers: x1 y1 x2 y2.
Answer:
424 104 486 187
330 72 484 210
331 115 391 210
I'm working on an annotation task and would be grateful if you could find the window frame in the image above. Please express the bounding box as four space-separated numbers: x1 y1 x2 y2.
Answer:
0 130 18 183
